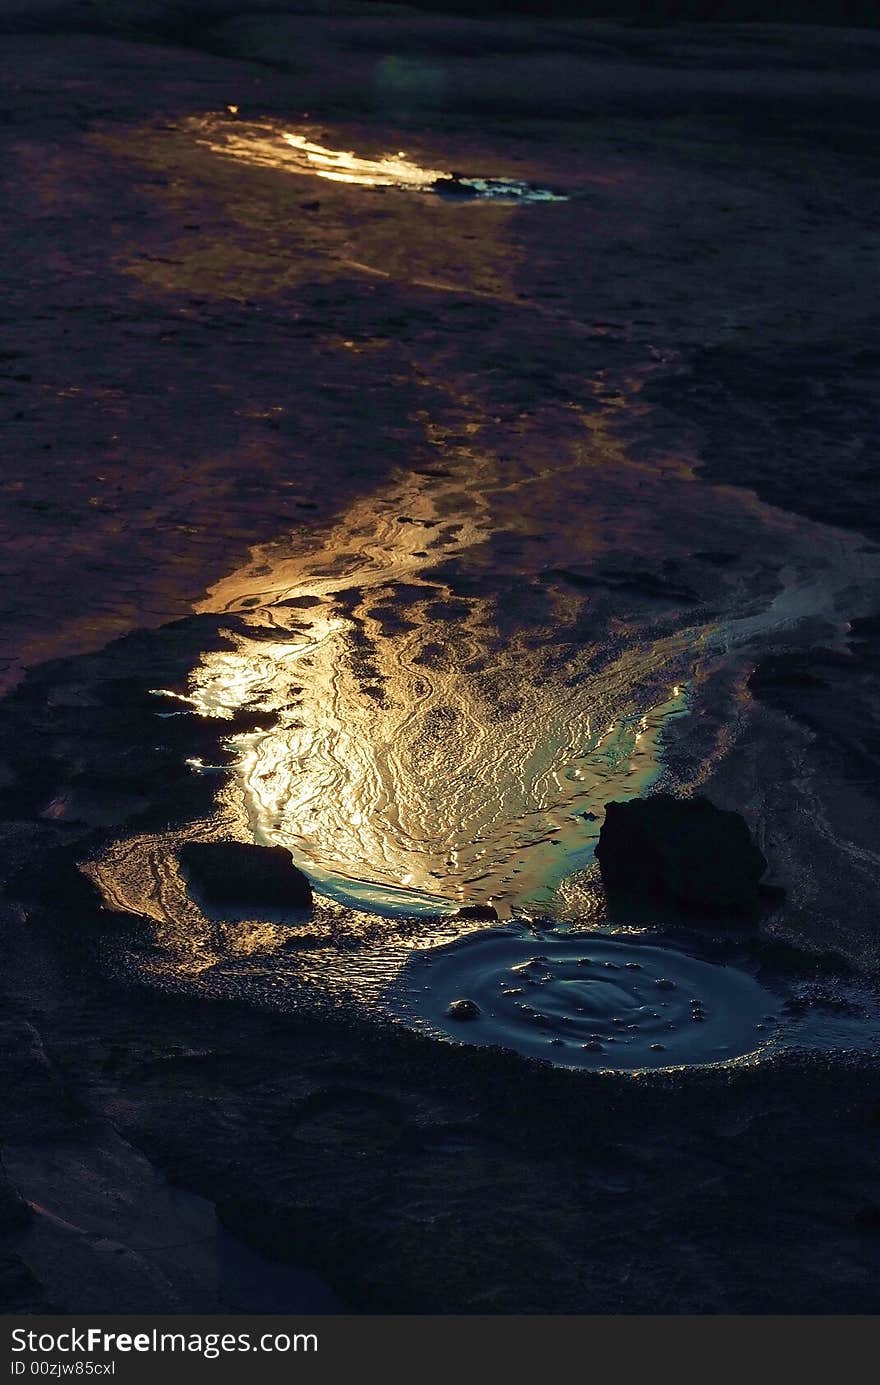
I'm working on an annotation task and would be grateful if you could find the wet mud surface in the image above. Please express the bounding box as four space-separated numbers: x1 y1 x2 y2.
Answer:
2 2 880 1314
394 930 782 1070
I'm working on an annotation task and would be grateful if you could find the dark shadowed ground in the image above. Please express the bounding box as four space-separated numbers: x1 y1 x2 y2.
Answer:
1 2 880 1314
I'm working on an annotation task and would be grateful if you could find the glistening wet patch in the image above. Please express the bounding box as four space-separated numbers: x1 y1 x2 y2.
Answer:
166 456 695 919
391 930 780 1070
190 117 566 201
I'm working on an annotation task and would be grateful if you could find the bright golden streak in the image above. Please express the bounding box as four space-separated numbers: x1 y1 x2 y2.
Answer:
280 132 450 189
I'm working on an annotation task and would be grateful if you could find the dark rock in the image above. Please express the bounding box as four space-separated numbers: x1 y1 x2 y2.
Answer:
179 842 312 912
434 175 479 199
595 794 767 918
277 595 324 609
456 904 498 921
445 999 481 1021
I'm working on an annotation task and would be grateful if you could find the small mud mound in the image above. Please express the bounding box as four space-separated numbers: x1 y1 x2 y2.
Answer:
391 930 781 1070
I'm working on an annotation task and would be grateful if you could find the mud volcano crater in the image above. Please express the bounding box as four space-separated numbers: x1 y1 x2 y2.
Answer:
392 929 782 1070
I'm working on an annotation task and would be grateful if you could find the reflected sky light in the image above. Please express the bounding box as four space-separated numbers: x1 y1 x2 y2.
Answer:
176 454 696 917
189 115 565 200
279 132 450 189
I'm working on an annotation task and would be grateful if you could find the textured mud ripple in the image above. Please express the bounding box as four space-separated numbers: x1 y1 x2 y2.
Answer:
390 929 781 1070
170 443 880 921
172 450 708 919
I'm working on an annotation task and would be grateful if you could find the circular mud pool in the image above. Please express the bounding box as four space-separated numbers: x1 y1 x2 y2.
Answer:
392 931 781 1070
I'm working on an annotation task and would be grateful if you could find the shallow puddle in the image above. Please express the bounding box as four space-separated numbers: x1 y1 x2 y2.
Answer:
165 452 700 918
156 436 878 923
86 372 880 1058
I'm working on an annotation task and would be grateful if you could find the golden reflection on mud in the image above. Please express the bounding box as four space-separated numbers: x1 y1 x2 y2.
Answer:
189 116 563 202
280 132 450 189
180 630 687 916
125 371 862 926
177 442 697 917
85 373 880 1018
194 118 451 190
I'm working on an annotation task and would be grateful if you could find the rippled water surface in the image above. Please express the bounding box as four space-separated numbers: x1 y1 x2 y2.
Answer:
84 386 869 943
148 420 873 919
392 929 780 1070
169 451 706 917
